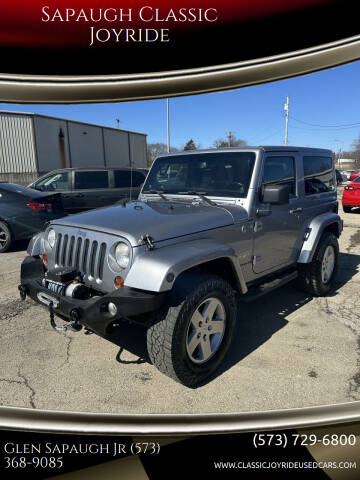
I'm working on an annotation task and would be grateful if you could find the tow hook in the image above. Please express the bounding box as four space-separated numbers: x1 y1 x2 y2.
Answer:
18 284 27 300
49 302 82 333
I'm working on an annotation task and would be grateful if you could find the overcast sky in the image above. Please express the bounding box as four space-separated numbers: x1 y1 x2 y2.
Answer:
2 59 360 154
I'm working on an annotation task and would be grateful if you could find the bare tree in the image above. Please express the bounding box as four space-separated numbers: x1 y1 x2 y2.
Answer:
213 135 247 149
146 142 179 167
339 134 360 168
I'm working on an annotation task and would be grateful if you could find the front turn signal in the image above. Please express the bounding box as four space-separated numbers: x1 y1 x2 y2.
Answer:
114 276 124 289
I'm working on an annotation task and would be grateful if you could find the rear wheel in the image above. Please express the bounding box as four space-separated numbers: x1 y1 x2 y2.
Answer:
297 231 338 296
146 274 237 388
343 205 352 213
0 221 12 253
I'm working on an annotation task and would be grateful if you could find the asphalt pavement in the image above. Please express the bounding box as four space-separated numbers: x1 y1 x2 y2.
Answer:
0 193 360 414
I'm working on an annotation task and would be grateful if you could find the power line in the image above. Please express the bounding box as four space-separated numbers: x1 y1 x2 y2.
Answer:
247 127 284 144
290 124 360 132
289 116 360 128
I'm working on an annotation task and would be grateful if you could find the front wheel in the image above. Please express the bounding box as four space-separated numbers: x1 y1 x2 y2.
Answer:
297 231 339 296
146 274 237 388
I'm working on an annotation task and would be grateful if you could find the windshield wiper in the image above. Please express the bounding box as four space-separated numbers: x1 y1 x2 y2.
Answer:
142 189 169 201
176 191 216 206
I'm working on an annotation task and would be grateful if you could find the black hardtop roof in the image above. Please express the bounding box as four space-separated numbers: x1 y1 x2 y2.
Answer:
260 145 333 153
157 146 333 158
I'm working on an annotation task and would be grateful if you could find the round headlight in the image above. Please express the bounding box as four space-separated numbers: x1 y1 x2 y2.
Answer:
47 228 56 248
115 242 130 269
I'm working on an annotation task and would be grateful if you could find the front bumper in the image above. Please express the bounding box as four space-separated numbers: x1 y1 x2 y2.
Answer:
20 256 166 336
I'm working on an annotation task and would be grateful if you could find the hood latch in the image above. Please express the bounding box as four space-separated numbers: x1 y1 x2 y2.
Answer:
139 233 155 250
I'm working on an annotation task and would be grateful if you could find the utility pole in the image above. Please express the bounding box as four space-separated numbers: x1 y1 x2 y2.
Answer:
226 131 234 147
284 96 289 145
167 99 170 153
116 118 120 129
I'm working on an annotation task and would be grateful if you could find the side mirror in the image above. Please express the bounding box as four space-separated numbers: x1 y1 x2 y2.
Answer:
262 184 290 205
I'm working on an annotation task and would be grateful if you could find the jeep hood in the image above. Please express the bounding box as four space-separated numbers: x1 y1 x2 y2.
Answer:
52 200 246 246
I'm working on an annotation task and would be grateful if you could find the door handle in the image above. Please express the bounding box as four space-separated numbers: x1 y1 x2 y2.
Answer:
289 207 303 214
254 221 263 232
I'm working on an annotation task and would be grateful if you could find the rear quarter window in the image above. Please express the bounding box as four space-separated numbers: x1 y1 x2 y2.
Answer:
303 156 334 195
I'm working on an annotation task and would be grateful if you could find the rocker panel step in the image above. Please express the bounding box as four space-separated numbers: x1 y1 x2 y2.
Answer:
241 270 298 303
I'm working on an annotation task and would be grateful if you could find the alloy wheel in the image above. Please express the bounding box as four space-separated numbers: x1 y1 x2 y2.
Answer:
321 245 335 284
186 297 226 364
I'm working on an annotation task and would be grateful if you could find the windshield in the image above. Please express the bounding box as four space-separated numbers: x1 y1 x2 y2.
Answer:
143 152 256 198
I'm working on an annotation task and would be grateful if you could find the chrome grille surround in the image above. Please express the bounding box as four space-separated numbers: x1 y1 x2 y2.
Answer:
43 225 132 292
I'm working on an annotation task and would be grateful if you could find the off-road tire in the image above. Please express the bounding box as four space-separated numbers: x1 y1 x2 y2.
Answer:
146 274 237 388
0 221 12 253
343 205 352 213
297 231 339 296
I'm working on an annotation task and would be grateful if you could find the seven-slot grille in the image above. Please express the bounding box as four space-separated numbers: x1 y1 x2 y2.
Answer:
55 233 107 281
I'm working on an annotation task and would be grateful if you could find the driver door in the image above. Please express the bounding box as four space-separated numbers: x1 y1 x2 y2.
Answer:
252 154 304 274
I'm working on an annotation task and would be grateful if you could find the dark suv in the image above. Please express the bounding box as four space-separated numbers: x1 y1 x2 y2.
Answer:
28 167 147 214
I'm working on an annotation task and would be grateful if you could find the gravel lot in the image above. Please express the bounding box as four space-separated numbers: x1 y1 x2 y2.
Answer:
0 190 360 414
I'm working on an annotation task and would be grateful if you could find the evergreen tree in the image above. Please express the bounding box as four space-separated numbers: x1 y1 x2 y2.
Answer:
184 139 197 150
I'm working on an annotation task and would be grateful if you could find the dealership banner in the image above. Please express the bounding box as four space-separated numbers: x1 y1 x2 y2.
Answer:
1 1 360 479
0 423 360 478
0 0 360 101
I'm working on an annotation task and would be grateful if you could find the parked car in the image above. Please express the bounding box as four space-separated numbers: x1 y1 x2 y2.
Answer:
341 170 357 181
0 182 64 253
28 167 147 214
349 171 360 182
335 169 343 184
342 175 360 212
20 147 342 387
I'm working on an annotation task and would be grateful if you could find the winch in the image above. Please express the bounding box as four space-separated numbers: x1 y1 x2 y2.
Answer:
42 268 92 300
40 268 95 333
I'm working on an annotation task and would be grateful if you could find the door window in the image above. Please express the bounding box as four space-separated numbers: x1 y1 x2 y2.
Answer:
262 156 296 195
74 171 108 189
35 172 69 192
303 156 334 195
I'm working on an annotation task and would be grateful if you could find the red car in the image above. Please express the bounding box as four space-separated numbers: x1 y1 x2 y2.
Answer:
342 176 360 212
349 171 360 182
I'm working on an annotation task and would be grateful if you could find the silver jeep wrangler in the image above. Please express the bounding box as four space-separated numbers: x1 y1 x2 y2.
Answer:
19 147 342 387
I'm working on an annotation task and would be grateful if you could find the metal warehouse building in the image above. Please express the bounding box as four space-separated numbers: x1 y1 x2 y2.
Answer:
0 111 147 184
